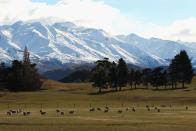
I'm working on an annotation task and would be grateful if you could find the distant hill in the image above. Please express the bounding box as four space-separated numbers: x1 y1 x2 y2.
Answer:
61 70 92 83
42 63 95 80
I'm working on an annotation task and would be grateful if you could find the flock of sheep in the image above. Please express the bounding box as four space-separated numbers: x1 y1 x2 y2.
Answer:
6 109 75 116
6 105 189 116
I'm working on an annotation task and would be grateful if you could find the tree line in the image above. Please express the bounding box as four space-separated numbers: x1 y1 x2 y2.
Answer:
0 47 42 91
92 50 194 93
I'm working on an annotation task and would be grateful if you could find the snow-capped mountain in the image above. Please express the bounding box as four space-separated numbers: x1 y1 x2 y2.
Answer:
117 34 196 67
0 21 195 72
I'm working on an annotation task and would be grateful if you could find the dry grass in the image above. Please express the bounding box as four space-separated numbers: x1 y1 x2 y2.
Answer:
0 77 195 131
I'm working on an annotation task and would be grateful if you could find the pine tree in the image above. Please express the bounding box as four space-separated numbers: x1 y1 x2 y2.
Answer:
92 58 110 93
141 68 152 89
133 70 142 89
161 70 168 89
0 63 10 85
128 70 135 89
150 67 163 89
176 51 193 88
117 58 128 91
92 67 107 93
108 62 118 91
6 48 42 91
169 50 194 88
169 58 178 88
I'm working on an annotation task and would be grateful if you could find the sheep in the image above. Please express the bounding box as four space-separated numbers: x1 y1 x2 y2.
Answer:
186 106 189 110
118 110 123 114
126 107 130 111
132 107 136 112
89 108 95 112
41 112 46 115
27 112 31 115
40 110 46 115
23 112 27 116
10 110 17 114
23 112 30 116
105 106 109 110
7 111 12 116
147 108 150 112
104 109 109 113
56 109 60 113
69 110 75 114
60 112 65 115
97 108 102 111
157 109 160 112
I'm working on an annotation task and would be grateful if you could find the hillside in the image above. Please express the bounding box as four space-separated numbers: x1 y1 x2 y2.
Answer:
0 21 196 73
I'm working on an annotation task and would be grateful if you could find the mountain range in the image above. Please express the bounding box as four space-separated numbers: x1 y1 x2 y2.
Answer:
0 21 195 74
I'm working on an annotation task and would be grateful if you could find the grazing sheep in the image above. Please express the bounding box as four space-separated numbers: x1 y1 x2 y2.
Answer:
10 110 17 114
147 108 150 112
104 109 109 113
40 110 46 115
186 106 189 110
60 112 64 115
69 110 75 114
89 108 95 112
23 112 27 116
157 109 160 112
27 112 31 115
118 110 123 114
41 112 46 115
56 109 60 113
132 107 136 112
146 105 149 108
155 107 158 110
7 111 12 116
105 106 109 110
97 108 102 111
126 107 130 111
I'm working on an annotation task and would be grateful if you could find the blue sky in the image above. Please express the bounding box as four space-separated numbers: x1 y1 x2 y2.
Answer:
32 0 196 26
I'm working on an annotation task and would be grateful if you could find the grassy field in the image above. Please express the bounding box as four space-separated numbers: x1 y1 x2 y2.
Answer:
0 78 195 131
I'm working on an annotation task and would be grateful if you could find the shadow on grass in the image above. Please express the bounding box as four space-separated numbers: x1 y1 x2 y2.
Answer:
89 86 189 95
152 87 188 91
88 88 150 95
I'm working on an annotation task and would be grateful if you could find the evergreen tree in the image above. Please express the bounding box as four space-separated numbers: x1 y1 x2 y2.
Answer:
6 48 42 91
169 58 178 88
92 58 110 93
161 70 168 89
141 68 152 89
150 67 163 89
176 51 194 88
92 67 107 93
108 62 118 91
133 70 142 89
0 63 11 86
117 58 128 91
128 70 135 89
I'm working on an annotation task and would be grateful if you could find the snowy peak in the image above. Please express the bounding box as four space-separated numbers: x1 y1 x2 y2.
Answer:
0 21 195 71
